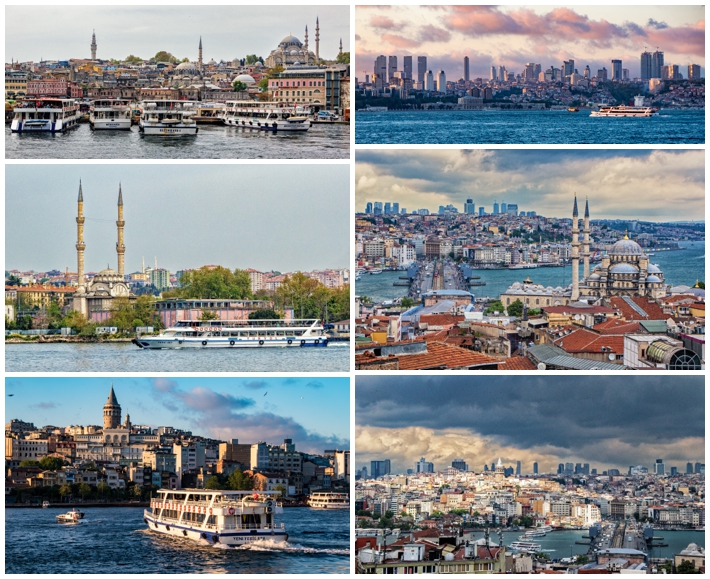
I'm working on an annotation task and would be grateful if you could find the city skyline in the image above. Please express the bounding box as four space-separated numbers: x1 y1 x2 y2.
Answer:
356 149 705 220
356 375 704 475
356 5 704 80
5 6 349 63
5 377 350 454
6 164 350 273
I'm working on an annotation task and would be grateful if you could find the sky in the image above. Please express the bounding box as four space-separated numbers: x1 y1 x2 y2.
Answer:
5 377 350 454
5 6 349 63
356 375 704 475
6 164 349 273
356 149 705 221
356 5 705 80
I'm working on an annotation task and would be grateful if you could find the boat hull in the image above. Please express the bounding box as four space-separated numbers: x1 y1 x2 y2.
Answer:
144 513 288 546
224 117 310 132
133 337 328 349
11 116 80 133
90 119 132 130
140 124 198 136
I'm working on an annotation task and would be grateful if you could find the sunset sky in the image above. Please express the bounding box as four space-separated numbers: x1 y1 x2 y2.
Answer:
355 5 705 80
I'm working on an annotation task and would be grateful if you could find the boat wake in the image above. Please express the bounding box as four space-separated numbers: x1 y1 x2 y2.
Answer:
229 539 349 556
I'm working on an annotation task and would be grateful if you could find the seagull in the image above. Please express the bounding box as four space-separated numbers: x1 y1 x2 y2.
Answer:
8 394 14 397
264 392 268 397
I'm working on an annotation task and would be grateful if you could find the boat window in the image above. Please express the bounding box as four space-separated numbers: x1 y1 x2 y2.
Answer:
230 331 239 337
249 331 257 337
295 331 304 336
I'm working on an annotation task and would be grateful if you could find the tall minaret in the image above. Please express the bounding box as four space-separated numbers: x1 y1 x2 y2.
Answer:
116 183 125 278
583 197 591 280
76 181 86 293
303 25 309 65
571 194 580 301
198 36 203 73
91 30 97 60
315 17 320 64
339 38 343 56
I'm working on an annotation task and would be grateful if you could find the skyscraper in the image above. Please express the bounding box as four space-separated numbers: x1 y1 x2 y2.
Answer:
490 65 497 81
416 457 434 473
373 201 383 215
500 202 507 214
425 70 434 91
687 462 694 474
384 202 391 214
436 70 446 93
611 59 622 81
652 50 664 78
563 59 574 78
493 201 499 215
688 64 702 79
533 462 539 475
365 202 373 214
640 51 653 79
452 458 468 471
374 55 387 88
417 56 427 84
464 56 470 82
392 202 399 215
478 206 485 216
499 66 506 81
464 199 475 214
403 55 413 79
654 458 665 475
388 55 397 82
371 459 391 479
516 461 521 476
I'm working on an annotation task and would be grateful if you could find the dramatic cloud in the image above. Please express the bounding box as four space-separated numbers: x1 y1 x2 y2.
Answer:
356 375 704 473
355 149 705 220
355 5 705 79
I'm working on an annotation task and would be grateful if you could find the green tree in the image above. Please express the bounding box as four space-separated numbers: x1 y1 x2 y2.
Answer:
507 299 524 317
227 469 253 491
200 309 219 321
6 275 21 286
484 300 505 315
385 510 394 518
359 295 373 305
248 309 281 320
245 54 260 65
336 51 350 64
125 55 142 63
400 297 415 308
205 476 223 490
176 266 253 300
78 483 92 500
59 484 72 502
274 484 287 498
46 300 63 329
258 78 269 92
154 51 178 63
60 310 88 333
233 80 248 93
274 272 320 317
97 481 111 499
19 460 41 468
575 555 589 565
677 560 698 573
266 65 284 79
38 456 64 471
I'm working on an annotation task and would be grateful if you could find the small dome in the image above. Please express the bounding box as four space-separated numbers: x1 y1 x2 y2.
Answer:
648 264 662 273
175 61 199 73
610 237 645 256
588 273 600 280
233 74 256 85
290 49 299 56
610 263 638 274
98 267 119 276
646 275 662 283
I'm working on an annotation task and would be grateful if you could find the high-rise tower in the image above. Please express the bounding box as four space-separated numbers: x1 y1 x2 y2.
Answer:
571 195 580 301
116 184 125 278
198 36 203 72
91 30 97 60
583 197 590 280
76 181 86 292
315 17 320 63
103 385 121 429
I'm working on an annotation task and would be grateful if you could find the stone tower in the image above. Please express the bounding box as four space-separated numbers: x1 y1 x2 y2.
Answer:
583 197 591 280
303 25 309 65
76 181 86 293
103 385 121 429
315 17 320 63
116 184 125 278
91 30 97 60
339 38 343 56
571 195 580 301
198 36 203 73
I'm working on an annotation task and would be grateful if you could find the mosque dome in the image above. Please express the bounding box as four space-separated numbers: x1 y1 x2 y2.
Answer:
646 275 663 283
588 273 601 280
648 264 662 274
280 35 302 47
175 61 199 74
610 263 638 274
233 74 256 85
610 237 645 256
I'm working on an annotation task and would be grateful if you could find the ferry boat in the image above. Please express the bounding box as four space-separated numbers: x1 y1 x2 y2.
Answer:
138 100 198 135
509 540 542 553
590 95 658 118
11 98 81 133
357 105 388 112
132 318 329 349
89 98 132 130
523 529 546 538
307 492 350 509
144 489 287 546
222 101 312 132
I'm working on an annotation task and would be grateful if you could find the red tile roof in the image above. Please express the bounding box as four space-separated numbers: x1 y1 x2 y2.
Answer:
592 320 641 334
498 356 538 370
555 327 624 354
608 296 666 320
397 341 501 370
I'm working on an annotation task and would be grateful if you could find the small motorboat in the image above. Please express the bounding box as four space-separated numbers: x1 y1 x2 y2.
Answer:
56 511 82 524
42 501 50 508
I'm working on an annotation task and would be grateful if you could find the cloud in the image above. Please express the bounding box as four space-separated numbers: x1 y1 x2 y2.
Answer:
152 378 178 393
647 18 669 30
418 25 451 44
371 15 397 30
380 33 420 50
241 380 267 390
31 402 59 409
305 381 325 389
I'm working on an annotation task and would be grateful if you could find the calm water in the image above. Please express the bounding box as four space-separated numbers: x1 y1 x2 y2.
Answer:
355 109 704 145
5 123 350 159
5 507 349 574
357 241 705 303
4 342 350 373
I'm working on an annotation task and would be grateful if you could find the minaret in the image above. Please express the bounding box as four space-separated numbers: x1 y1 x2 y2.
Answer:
103 384 121 430
91 30 97 60
198 36 203 73
339 38 343 56
303 25 309 65
315 17 320 64
583 197 591 280
76 181 86 293
571 194 580 301
116 183 125 278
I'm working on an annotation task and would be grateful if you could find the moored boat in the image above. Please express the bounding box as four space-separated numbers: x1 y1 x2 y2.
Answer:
90 98 132 130
144 489 287 546
222 101 312 132
138 100 198 135
42 500 50 508
132 318 329 349
11 98 81 133
307 491 349 509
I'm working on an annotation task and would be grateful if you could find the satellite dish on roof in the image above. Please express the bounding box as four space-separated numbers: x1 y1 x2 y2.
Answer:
537 362 546 370
608 354 615 361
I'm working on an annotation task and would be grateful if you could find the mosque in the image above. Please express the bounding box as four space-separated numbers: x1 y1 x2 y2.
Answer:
501 196 667 308
264 18 343 68
71 182 134 320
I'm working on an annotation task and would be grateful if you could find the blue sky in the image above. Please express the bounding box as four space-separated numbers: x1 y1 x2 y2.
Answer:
5 377 350 454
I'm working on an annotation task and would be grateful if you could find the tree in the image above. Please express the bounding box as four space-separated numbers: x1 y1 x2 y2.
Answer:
575 555 589 565
125 55 142 64
154 51 178 63
266 65 284 79
97 481 111 499
39 456 64 471
484 300 505 315
200 309 219 321
337 51 350 64
6 274 21 286
59 484 72 502
245 54 260 65
19 460 40 467
507 299 524 318
60 310 88 333
205 476 223 490
175 266 253 300
78 483 92 500
677 560 698 573
233 80 248 93
274 484 287 498
132 484 144 500
385 510 394 518
248 309 281 320
227 469 253 491
400 297 415 308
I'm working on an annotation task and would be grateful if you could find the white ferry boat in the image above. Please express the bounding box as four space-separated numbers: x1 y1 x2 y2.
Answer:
509 540 542 553
590 95 658 118
90 98 132 130
11 98 81 133
523 529 546 538
132 318 328 349
138 100 198 135
144 489 287 546
222 101 312 132
307 492 350 509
